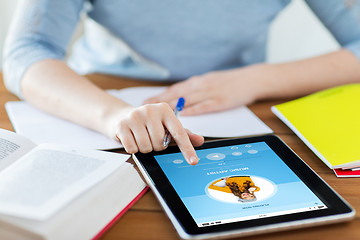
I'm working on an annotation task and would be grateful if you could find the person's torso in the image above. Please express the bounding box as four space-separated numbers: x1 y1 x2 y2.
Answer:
69 0 290 80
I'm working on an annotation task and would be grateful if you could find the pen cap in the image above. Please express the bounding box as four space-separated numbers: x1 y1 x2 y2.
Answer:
176 97 185 111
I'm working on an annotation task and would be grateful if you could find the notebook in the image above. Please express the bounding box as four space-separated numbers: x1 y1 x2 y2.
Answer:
5 87 273 150
334 168 360 178
271 83 360 170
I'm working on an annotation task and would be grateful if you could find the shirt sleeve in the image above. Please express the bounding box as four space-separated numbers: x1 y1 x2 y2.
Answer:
305 0 360 60
2 0 85 98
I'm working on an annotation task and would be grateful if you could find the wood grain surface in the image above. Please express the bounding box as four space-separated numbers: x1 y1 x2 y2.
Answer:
1 73 359 240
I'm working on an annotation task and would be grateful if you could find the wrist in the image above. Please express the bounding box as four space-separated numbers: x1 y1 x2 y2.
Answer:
251 63 283 101
101 102 135 140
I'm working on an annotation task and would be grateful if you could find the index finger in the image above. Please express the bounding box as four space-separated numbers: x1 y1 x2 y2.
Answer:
163 116 199 165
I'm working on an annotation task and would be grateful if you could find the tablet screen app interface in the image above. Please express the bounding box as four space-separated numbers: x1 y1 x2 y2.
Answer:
154 142 327 227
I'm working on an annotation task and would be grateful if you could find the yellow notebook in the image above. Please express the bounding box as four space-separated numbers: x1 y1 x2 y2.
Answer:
271 84 360 169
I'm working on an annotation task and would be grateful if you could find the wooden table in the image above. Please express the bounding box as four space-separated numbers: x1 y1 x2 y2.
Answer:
1 73 359 240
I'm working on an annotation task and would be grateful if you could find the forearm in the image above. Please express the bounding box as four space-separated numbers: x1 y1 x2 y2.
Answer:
259 49 360 100
21 59 203 163
21 59 130 139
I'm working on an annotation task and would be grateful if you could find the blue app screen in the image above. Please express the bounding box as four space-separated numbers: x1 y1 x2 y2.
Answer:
154 142 327 227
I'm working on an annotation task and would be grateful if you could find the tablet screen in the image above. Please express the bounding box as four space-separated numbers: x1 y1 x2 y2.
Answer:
154 141 328 227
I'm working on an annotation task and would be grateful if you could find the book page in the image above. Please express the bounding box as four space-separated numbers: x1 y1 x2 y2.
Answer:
0 144 129 220
108 87 273 137
0 129 37 171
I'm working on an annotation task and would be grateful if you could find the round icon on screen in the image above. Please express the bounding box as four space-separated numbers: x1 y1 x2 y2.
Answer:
232 152 243 156
206 153 226 161
173 159 184 164
247 150 258 154
206 176 276 203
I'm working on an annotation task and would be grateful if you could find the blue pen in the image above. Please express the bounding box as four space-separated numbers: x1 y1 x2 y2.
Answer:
163 97 185 147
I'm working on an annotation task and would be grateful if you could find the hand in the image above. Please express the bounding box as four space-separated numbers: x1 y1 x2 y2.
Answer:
144 64 269 115
111 103 204 165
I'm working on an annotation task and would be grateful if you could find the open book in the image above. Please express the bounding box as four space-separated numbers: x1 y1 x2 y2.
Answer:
5 86 273 150
0 128 147 240
272 83 360 171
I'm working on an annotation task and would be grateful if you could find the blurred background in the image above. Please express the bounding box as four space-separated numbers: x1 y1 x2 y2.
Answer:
0 0 339 70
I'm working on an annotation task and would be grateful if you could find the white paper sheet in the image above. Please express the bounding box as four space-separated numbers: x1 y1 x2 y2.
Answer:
5 87 272 149
108 87 273 137
5 102 123 150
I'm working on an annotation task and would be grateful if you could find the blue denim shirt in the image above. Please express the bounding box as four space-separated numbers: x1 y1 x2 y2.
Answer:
3 0 360 98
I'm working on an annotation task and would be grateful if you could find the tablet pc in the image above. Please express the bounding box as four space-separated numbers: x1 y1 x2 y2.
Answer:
133 135 355 239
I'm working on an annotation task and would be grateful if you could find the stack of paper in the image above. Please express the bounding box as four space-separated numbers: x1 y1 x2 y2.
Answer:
271 84 360 177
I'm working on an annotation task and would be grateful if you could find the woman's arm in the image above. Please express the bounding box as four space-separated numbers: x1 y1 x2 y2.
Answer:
146 1 360 115
3 0 202 164
258 49 360 99
21 59 203 164
145 49 360 115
